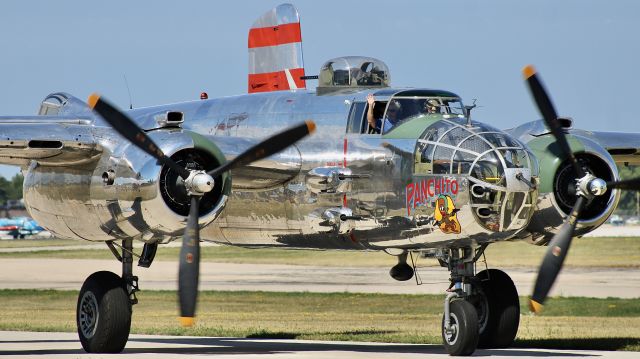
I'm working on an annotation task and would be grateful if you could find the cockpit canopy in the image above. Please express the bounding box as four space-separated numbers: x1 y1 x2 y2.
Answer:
317 56 390 94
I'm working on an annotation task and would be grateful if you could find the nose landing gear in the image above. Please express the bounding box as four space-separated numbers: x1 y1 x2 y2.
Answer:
475 268 520 348
437 247 520 356
442 299 479 356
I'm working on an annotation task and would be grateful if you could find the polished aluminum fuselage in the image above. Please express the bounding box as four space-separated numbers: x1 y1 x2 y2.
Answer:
22 88 542 250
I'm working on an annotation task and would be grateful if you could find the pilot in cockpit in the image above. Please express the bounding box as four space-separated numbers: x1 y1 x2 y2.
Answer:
426 99 441 114
367 94 401 133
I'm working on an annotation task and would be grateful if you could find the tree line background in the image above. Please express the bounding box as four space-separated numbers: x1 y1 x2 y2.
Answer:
0 174 23 202
615 165 640 216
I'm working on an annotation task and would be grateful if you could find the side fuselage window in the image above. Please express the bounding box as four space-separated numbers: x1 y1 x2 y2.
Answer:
365 101 388 134
346 102 367 134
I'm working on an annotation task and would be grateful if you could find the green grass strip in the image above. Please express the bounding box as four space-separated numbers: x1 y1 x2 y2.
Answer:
0 289 638 351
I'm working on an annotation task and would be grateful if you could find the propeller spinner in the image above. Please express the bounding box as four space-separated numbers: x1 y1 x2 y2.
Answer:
89 94 316 326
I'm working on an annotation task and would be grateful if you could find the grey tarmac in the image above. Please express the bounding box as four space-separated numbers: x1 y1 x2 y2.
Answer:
1 258 639 298
0 331 637 359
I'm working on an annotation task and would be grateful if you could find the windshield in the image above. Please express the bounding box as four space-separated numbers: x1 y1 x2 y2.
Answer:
382 97 464 134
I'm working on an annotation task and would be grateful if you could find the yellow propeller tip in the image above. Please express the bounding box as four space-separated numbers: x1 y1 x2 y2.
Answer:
87 93 100 109
522 65 537 79
529 299 543 314
179 316 195 327
305 120 317 134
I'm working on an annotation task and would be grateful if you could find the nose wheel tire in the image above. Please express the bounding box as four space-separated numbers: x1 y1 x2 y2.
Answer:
76 271 132 353
442 299 479 356
475 269 520 348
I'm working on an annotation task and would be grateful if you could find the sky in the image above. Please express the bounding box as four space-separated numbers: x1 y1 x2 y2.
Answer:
0 0 638 178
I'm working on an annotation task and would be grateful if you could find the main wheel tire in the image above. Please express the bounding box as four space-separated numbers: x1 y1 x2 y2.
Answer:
77 271 132 353
475 269 520 348
442 299 479 356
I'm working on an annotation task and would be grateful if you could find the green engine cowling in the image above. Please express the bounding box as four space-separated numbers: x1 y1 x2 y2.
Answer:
521 132 620 244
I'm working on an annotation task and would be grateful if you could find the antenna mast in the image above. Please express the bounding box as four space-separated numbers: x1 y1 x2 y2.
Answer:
123 74 133 109
465 99 477 127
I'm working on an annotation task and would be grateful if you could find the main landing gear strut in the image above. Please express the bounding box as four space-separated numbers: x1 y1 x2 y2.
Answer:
76 239 156 353
437 247 520 356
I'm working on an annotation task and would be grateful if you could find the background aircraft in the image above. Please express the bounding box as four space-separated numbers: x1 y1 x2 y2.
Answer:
0 216 44 238
1 2 639 357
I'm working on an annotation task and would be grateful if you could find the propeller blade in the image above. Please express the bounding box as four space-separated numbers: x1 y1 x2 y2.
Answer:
207 120 316 178
607 177 640 191
530 195 586 313
522 66 585 179
88 93 190 179
178 195 201 327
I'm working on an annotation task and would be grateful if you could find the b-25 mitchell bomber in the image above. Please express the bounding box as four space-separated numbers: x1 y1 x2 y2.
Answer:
2 3 640 356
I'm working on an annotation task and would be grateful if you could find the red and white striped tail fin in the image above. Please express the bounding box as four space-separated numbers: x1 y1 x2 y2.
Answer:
248 4 306 93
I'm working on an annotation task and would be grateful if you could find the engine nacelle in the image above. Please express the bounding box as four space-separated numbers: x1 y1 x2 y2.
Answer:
524 133 620 244
24 129 230 242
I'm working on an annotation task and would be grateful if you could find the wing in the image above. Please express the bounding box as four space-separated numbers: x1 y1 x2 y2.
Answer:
0 117 102 167
508 120 640 165
571 129 640 165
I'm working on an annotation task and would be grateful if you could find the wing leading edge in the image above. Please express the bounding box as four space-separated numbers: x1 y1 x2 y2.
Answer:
571 129 640 165
0 117 102 167
508 120 640 166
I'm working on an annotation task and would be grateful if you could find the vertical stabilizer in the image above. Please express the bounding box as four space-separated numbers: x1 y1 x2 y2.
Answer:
248 4 306 93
